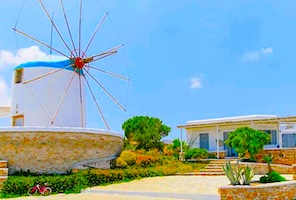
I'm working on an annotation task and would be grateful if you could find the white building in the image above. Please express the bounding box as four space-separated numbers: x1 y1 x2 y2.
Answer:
177 115 296 158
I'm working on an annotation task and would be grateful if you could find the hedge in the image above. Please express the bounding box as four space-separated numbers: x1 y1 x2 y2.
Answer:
1 165 179 196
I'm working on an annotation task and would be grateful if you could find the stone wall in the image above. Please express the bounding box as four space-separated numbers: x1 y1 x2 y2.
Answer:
0 130 123 174
256 148 296 165
231 162 294 175
219 181 296 200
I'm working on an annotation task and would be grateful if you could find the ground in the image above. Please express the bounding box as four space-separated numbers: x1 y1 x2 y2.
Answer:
6 175 294 200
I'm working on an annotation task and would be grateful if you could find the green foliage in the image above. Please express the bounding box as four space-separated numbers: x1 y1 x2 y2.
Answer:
225 127 271 160
122 116 171 151
184 148 208 161
120 151 137 165
222 161 255 185
136 155 156 167
1 162 205 197
263 153 277 174
241 165 255 185
115 157 128 168
164 139 188 160
259 171 286 183
222 161 240 185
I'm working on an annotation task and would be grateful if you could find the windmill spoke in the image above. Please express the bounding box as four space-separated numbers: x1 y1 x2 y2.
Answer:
13 28 70 58
60 0 77 57
84 75 110 130
78 0 82 57
83 44 123 64
50 71 76 125
84 12 108 54
89 51 117 62
37 0 73 54
23 65 72 84
84 68 126 111
78 74 84 127
88 65 130 81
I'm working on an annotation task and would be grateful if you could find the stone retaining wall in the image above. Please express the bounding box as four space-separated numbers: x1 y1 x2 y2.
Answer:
219 181 296 200
0 129 123 174
231 162 294 175
256 148 296 165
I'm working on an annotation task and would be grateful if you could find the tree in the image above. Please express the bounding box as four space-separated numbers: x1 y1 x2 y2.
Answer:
122 116 171 151
225 127 271 161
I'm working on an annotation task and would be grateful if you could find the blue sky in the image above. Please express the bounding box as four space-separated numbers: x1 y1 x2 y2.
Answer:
1 1 296 139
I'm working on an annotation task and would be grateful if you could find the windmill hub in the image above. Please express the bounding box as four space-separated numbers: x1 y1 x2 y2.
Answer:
74 57 84 69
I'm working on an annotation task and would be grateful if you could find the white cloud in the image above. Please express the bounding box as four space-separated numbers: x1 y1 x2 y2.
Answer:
0 77 10 106
0 46 66 69
190 77 202 89
242 47 273 61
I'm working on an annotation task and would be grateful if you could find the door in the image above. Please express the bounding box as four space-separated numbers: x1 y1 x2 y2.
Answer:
223 132 238 157
200 133 209 150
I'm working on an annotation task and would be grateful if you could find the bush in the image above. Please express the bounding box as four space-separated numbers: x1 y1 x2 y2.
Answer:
120 151 137 165
1 165 184 196
259 171 286 183
115 157 128 168
136 155 156 167
184 148 208 161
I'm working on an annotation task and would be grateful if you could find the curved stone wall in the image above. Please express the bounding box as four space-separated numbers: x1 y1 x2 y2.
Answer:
0 127 123 174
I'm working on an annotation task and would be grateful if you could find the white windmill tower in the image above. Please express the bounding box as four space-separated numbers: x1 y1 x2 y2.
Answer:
10 0 129 130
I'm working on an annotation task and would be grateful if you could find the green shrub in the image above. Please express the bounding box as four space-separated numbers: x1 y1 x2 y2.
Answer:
136 155 156 167
120 151 137 165
184 148 208 161
116 157 128 168
259 171 286 183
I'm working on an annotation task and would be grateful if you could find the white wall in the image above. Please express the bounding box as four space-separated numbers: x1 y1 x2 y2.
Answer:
185 123 279 152
11 67 86 127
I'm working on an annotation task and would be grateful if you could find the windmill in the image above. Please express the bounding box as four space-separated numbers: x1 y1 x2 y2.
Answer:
11 0 130 130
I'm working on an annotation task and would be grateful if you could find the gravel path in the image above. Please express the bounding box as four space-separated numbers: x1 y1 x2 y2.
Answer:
7 175 293 200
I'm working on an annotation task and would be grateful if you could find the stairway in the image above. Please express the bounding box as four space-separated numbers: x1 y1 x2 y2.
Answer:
0 160 8 189
196 159 228 176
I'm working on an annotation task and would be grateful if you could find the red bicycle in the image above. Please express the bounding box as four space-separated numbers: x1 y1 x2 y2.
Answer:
27 183 52 196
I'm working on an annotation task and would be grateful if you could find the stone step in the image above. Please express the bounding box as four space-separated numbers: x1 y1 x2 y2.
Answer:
0 161 7 168
208 163 225 167
200 168 224 172
206 165 223 169
195 172 225 176
0 168 8 176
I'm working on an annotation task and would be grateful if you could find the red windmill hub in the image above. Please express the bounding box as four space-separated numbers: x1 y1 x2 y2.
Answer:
74 57 84 69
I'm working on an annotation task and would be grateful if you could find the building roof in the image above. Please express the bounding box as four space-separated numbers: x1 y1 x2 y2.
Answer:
177 115 296 129
13 59 73 71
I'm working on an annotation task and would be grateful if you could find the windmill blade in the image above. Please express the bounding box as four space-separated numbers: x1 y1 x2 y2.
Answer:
23 65 72 84
50 72 76 125
88 65 130 81
84 68 126 112
78 74 84 127
60 0 77 56
84 12 108 54
37 0 73 54
13 28 70 58
84 75 110 130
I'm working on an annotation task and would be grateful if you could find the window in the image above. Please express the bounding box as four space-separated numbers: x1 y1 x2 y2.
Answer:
14 69 23 84
282 134 296 148
12 115 24 126
262 130 277 145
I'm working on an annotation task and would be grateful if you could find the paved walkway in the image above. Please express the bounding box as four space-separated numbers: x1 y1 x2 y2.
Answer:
7 175 293 200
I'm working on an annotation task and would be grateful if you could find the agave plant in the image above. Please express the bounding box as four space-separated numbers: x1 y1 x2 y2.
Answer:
223 161 255 185
241 165 255 185
222 161 240 185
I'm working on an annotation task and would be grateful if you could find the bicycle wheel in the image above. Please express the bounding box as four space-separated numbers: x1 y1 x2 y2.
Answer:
27 187 37 196
41 187 52 196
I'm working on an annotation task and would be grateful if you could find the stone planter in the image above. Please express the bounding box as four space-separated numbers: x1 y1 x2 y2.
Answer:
218 181 296 200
